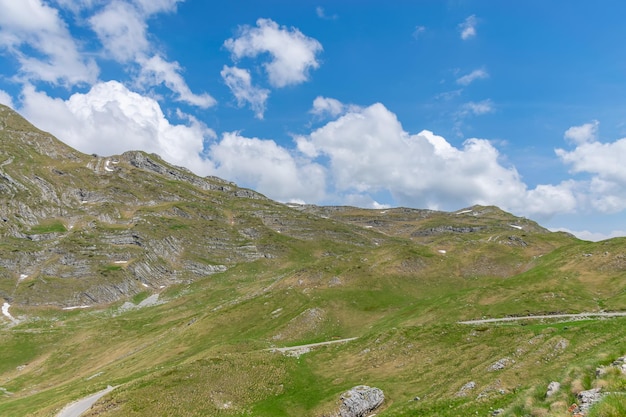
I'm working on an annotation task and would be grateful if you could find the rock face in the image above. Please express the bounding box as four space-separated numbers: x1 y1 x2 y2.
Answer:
336 385 384 417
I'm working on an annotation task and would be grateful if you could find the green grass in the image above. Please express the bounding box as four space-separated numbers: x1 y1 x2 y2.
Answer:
589 394 626 417
2 104 626 416
28 220 66 234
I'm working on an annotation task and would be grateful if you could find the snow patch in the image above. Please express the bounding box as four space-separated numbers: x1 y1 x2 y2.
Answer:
438 249 447 254
113 260 128 264
2 302 17 323
19 274 28 281
62 305 91 310
509 224 523 230
456 209 473 215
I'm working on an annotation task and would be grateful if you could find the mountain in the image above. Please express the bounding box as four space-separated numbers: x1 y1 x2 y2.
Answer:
0 104 625 417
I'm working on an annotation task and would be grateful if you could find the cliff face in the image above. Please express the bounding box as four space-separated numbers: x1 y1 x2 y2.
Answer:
0 104 278 307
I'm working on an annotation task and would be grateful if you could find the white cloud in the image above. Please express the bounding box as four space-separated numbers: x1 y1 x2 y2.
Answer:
296 103 539 211
0 0 99 85
133 0 181 16
563 120 599 144
554 121 626 213
413 25 426 39
209 132 326 203
456 68 489 86
224 18 323 88
459 15 478 40
316 6 337 20
89 1 150 62
220 66 270 119
88 2 214 108
310 96 345 118
0 89 14 108
19 81 216 175
460 99 494 116
138 55 216 108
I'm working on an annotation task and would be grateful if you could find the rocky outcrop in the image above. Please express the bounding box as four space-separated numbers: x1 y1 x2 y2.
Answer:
332 385 384 417
411 225 483 237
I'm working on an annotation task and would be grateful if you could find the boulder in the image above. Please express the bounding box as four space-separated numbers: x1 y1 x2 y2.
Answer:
546 381 560 397
337 385 384 417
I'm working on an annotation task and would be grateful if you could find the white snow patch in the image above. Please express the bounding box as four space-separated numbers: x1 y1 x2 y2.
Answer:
509 224 523 230
456 209 473 215
2 302 17 323
142 283 149 288
113 260 127 264
62 305 91 310
19 274 28 281
438 249 447 254
104 160 115 172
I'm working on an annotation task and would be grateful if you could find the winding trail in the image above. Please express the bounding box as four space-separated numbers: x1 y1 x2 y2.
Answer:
56 385 117 417
458 311 626 325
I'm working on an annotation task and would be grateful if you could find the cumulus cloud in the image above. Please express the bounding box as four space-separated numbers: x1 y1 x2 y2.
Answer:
310 96 345 118
89 1 150 62
295 102 569 214
19 81 216 175
16 80 323 203
209 132 326 203
87 1 214 107
138 55 216 108
563 120 599 144
552 121 626 214
0 0 99 85
0 89 14 108
459 15 478 40
224 18 323 88
220 66 270 119
456 68 489 86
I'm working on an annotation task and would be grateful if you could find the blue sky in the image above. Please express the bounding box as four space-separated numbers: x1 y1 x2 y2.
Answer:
0 0 625 240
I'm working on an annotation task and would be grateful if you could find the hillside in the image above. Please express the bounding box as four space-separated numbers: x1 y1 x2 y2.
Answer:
1 104 625 417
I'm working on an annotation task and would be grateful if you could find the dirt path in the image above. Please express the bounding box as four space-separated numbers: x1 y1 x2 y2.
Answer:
56 385 116 417
267 337 358 356
458 311 626 325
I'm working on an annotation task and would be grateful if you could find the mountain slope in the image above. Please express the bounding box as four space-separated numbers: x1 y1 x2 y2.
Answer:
0 104 625 417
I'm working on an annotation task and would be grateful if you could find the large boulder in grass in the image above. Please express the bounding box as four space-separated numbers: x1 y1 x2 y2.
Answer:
337 385 384 417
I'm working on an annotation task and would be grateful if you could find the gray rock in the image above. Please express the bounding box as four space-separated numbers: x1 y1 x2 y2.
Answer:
546 381 560 397
577 388 603 413
337 385 384 417
456 381 476 397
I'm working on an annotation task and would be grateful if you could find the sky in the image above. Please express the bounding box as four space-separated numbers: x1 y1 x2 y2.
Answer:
0 1 625 241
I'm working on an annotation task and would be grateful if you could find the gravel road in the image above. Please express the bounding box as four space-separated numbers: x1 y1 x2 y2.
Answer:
458 311 626 325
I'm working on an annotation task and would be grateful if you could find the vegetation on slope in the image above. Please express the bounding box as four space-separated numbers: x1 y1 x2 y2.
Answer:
0 104 625 416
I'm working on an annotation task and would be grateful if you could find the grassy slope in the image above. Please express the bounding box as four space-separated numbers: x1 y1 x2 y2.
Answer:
1 104 625 416
1 232 625 416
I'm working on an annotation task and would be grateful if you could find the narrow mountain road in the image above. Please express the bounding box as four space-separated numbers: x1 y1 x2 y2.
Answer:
458 311 626 325
267 337 358 355
56 385 117 417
